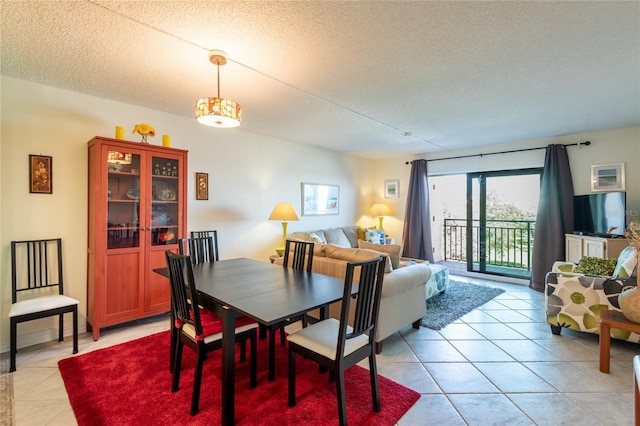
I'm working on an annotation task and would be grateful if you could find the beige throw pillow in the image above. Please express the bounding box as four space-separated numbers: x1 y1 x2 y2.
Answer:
358 240 402 269
325 244 392 273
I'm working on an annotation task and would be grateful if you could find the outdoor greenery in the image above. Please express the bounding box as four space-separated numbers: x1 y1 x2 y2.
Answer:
444 189 536 269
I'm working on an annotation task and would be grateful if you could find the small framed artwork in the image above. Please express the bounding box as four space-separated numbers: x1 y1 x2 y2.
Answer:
196 172 208 200
591 163 625 192
301 183 339 216
384 179 399 198
29 154 52 194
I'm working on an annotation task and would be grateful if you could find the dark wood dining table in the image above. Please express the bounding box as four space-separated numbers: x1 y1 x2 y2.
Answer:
154 257 347 425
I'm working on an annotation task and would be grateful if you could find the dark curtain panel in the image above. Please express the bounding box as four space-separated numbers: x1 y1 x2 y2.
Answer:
402 160 434 262
529 144 574 292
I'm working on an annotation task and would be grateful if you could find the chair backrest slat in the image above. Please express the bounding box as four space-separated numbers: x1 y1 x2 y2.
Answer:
179 236 216 265
336 256 385 357
190 230 220 261
11 238 64 303
283 239 314 272
165 250 203 336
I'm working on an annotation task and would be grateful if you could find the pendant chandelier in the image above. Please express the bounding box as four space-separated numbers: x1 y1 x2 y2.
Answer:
195 50 242 128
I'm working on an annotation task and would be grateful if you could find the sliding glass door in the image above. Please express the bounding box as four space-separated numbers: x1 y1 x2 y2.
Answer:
466 169 541 278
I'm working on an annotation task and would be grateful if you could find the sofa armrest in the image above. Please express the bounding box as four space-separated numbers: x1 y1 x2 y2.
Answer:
551 261 577 273
381 262 430 298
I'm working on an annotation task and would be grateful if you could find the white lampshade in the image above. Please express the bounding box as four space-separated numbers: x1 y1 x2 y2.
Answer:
269 203 300 221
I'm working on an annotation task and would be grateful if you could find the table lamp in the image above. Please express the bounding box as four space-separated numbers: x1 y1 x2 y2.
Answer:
369 203 393 231
269 203 300 256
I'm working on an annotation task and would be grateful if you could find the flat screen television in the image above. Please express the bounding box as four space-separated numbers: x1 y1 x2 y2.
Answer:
573 192 626 237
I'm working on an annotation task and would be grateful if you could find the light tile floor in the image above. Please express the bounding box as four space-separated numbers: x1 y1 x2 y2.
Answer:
2 275 638 425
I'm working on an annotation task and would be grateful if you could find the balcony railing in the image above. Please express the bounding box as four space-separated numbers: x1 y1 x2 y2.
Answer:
444 218 536 274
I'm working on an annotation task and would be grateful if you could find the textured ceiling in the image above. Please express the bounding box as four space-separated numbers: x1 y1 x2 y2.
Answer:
1 1 639 159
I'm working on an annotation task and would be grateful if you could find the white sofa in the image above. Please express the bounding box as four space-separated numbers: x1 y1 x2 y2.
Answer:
275 225 433 353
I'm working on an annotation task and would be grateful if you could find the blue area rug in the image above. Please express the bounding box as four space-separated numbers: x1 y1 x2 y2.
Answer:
421 280 505 330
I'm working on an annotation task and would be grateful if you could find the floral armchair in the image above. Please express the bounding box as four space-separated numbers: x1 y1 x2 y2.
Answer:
545 246 639 343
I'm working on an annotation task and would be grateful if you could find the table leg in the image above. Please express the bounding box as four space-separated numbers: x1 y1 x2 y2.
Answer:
599 320 611 373
268 326 276 381
220 306 237 426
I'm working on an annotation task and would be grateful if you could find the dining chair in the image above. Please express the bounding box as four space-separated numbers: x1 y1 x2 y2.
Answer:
287 256 386 425
277 239 315 339
190 230 220 261
264 239 315 381
179 235 217 264
166 236 225 374
165 250 258 416
8 238 79 372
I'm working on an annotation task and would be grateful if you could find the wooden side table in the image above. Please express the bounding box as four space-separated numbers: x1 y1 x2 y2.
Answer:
599 309 640 373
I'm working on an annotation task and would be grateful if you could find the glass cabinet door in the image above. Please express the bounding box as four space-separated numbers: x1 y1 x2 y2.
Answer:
149 156 179 246
107 150 141 249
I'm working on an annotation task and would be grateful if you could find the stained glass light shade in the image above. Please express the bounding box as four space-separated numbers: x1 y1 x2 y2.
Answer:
195 97 242 128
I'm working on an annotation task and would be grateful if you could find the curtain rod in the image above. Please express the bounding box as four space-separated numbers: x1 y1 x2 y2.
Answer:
405 141 590 164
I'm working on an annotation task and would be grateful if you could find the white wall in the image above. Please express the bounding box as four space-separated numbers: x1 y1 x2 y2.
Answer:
0 76 374 351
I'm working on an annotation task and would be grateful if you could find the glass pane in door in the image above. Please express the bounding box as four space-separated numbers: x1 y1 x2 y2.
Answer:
150 156 179 246
107 151 141 249
469 172 540 278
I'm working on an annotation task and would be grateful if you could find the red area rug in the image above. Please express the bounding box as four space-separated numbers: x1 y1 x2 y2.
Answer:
59 330 419 425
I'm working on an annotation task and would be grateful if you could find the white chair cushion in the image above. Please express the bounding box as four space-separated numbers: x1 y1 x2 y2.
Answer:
9 295 78 318
286 318 369 360
182 322 257 344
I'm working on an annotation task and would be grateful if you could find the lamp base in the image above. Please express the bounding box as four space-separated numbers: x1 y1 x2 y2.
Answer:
275 221 288 257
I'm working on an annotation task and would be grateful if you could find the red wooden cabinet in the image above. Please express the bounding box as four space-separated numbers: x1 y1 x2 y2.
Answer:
87 136 187 340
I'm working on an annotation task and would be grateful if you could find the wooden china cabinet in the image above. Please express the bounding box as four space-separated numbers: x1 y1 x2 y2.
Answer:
87 136 187 340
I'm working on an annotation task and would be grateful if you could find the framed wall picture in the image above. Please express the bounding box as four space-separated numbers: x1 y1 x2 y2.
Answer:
591 163 625 192
29 154 52 194
196 172 208 200
384 179 399 198
301 183 339 215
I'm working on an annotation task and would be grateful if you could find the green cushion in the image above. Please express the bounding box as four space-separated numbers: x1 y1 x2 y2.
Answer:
612 246 637 278
556 263 575 273
574 256 617 276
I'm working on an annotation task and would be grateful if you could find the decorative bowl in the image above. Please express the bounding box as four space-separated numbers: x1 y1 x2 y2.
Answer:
126 188 140 200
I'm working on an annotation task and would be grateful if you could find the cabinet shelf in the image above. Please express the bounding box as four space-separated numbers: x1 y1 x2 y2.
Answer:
108 171 140 176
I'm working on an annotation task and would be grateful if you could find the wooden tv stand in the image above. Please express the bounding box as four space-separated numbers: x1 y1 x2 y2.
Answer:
565 233 629 263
